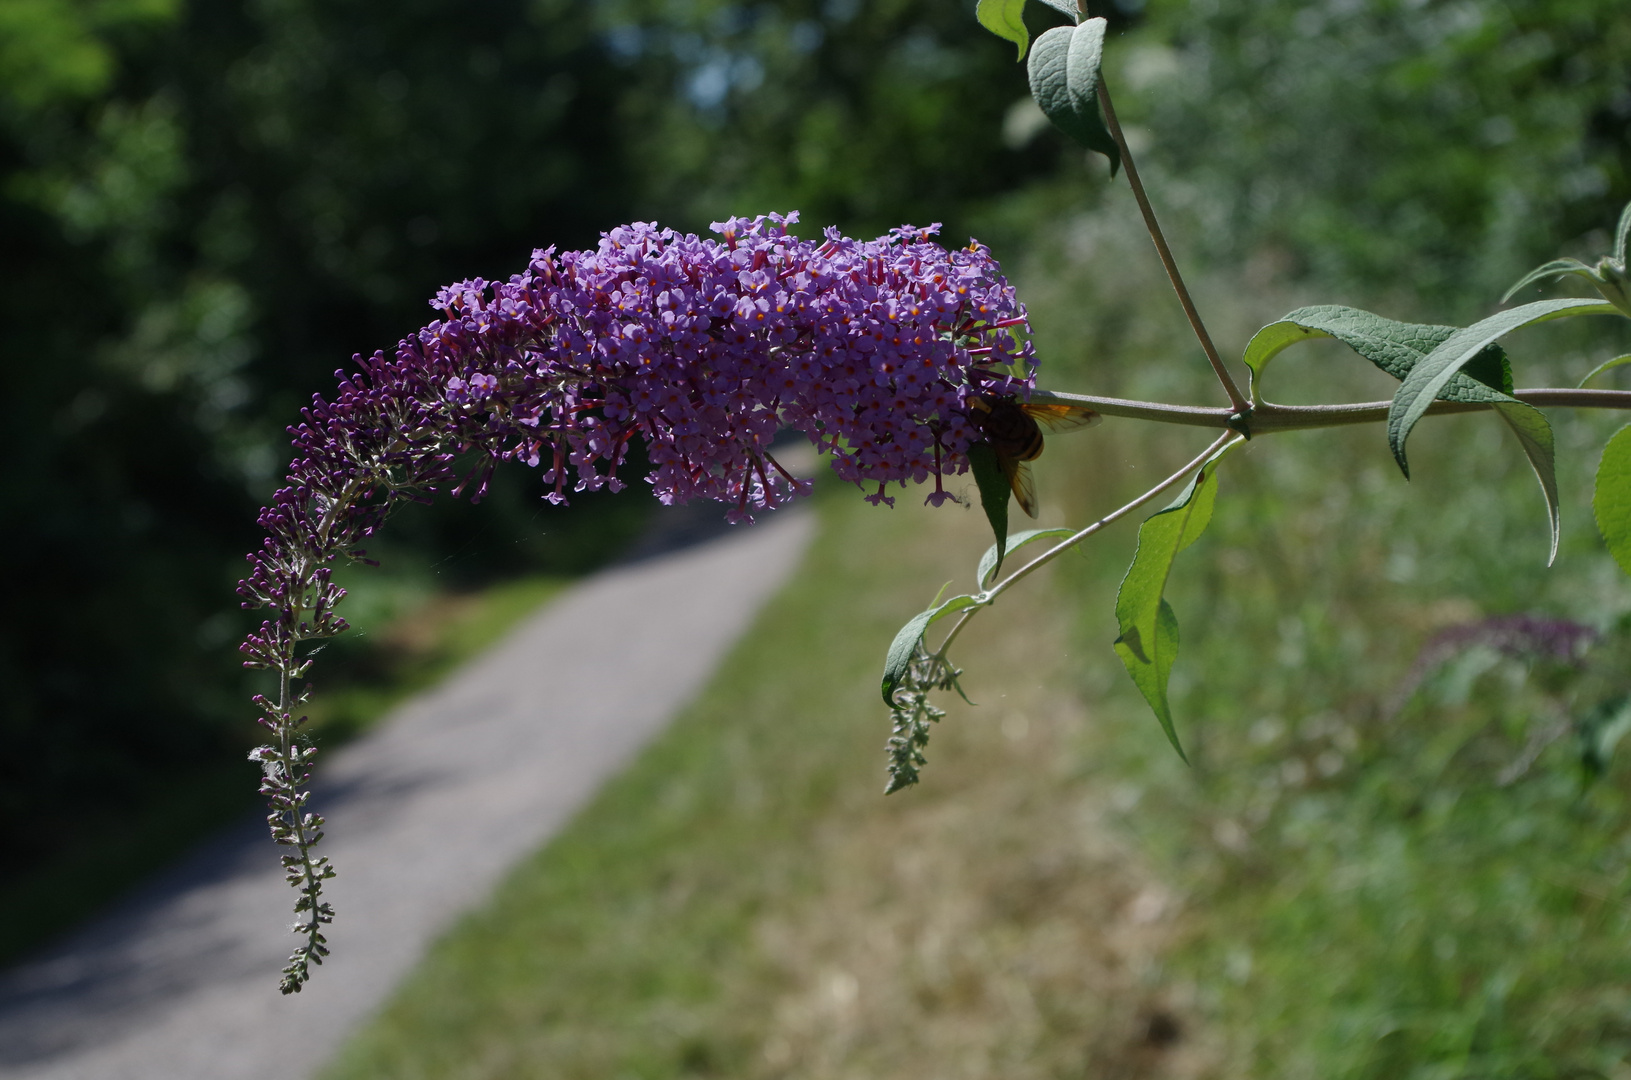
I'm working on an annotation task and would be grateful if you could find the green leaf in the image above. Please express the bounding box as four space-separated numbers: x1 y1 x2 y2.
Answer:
967 441 1011 576
1389 298 1618 477
1240 305 1560 559
1114 599 1180 753
1500 258 1596 305
1615 200 1631 268
1579 353 1631 388
879 594 984 706
976 0 1029 60
1242 305 1512 404
882 611 935 707
1594 425 1631 578
1488 400 1560 565
1026 20 1120 175
929 593 984 626
977 527 1074 589
1112 445 1235 759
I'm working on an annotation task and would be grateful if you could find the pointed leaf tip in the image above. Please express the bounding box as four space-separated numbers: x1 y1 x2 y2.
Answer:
1111 444 1237 761
1615 200 1631 268
1388 298 1619 477
976 0 1030 60
967 442 1012 577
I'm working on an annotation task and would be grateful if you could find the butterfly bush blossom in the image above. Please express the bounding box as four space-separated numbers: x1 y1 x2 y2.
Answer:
237 213 1035 991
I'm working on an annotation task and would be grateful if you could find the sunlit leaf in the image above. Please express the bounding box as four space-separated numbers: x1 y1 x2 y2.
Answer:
1595 425 1631 579
1389 298 1618 477
1242 305 1560 559
1488 400 1560 565
976 527 1073 589
1026 19 1119 174
1242 305 1512 403
1111 444 1235 759
976 0 1029 60
1114 599 1179 753
967 441 1011 576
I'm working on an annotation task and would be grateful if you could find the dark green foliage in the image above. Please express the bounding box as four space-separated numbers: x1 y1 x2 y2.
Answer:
0 0 644 919
1130 0 1631 309
596 0 1076 238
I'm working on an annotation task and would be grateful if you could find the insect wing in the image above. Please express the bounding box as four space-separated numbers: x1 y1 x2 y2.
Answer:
1021 402 1101 433
1000 454 1040 519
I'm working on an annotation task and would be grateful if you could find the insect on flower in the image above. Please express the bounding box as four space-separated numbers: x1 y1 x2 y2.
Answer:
967 394 1100 517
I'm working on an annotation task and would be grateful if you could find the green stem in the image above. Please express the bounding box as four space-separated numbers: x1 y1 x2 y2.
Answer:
1094 78 1251 416
935 430 1241 657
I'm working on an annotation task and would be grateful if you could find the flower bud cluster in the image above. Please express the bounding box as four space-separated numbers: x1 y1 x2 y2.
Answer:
233 214 1035 988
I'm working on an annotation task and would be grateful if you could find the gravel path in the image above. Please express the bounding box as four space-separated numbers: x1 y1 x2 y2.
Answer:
0 509 815 1080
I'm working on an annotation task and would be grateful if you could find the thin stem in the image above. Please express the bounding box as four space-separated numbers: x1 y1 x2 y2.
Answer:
1029 386 1631 432
1030 388 1235 427
1095 78 1251 415
935 430 1240 657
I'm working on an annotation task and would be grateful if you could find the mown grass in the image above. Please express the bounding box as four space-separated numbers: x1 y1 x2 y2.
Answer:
322 476 1210 1079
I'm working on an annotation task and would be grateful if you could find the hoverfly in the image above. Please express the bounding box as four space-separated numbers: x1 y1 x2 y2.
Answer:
967 395 1100 518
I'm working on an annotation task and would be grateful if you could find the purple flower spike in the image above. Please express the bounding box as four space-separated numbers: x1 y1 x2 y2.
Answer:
236 214 1036 992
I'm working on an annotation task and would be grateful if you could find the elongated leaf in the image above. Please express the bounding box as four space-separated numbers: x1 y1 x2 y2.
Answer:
1500 258 1595 305
1489 400 1560 565
1112 445 1235 758
976 0 1029 59
977 527 1074 589
882 611 935 706
1595 425 1631 578
1026 20 1120 174
1241 305 1561 559
1389 298 1618 476
1114 598 1180 752
1616 200 1631 268
879 593 984 706
967 441 1011 575
1579 353 1631 388
1242 305 1512 403
929 593 984 626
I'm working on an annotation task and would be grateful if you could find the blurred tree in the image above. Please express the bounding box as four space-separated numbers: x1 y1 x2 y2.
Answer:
594 0 1113 239
1126 0 1631 313
0 0 642 889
